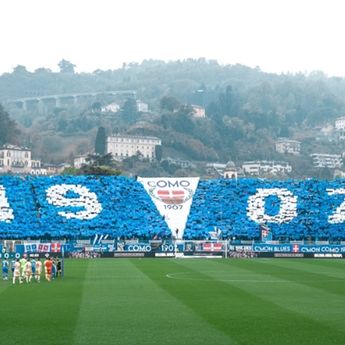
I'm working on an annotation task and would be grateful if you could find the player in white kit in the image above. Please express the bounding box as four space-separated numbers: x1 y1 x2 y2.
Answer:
13 259 22 284
25 259 32 283
35 259 42 282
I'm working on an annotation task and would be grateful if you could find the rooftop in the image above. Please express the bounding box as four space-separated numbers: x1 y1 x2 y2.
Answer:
108 134 161 141
276 137 301 144
0 144 30 151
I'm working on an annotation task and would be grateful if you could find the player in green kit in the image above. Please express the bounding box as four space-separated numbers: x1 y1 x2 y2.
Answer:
19 256 27 279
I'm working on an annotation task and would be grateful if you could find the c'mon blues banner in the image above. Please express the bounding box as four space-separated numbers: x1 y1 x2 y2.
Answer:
138 177 199 239
252 244 345 253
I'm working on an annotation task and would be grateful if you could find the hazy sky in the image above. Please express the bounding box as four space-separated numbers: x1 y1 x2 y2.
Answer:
1 0 345 76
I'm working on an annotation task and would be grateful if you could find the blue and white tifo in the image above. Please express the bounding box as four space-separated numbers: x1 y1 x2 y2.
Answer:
2 176 345 240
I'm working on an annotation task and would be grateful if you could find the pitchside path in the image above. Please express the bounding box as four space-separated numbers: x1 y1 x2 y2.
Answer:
0 259 345 345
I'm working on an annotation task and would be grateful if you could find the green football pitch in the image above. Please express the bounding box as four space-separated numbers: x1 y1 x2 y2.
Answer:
1 258 345 345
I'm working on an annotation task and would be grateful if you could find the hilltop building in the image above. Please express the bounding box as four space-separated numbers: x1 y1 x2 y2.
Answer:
223 161 238 179
107 134 161 161
310 153 342 169
275 138 301 155
191 105 206 118
335 116 345 141
242 161 292 176
136 100 149 112
164 157 194 169
101 102 120 113
0 144 43 175
74 155 89 169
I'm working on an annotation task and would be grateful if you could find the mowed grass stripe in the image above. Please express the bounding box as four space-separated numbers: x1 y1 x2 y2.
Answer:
298 259 345 270
179 259 345 334
0 277 11 296
253 258 345 280
226 259 345 297
73 259 235 345
0 259 89 345
136 258 345 345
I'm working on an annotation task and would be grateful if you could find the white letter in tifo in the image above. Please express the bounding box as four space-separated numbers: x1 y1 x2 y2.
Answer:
0 185 14 223
247 188 297 224
46 184 102 220
327 188 345 224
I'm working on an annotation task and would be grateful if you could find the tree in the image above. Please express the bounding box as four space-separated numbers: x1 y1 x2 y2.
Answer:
58 59 76 74
34 67 52 74
170 106 195 134
92 102 102 113
279 125 290 137
13 65 30 75
155 145 163 161
95 127 107 155
120 98 139 124
86 153 114 167
0 104 20 146
160 96 180 112
161 160 177 174
61 165 121 176
79 165 121 175
318 167 333 180
218 85 232 116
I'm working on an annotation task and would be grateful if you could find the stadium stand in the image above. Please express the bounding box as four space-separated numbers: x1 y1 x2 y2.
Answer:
1 176 345 241
185 179 345 241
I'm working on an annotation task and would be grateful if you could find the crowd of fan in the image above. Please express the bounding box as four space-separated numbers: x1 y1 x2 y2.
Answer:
1 176 345 241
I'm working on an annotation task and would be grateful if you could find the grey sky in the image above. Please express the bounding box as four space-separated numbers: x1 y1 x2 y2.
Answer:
1 0 345 76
